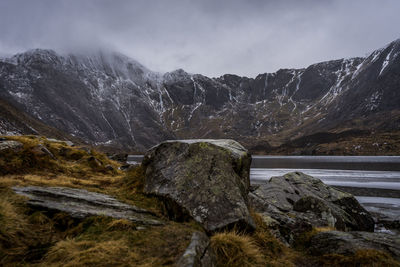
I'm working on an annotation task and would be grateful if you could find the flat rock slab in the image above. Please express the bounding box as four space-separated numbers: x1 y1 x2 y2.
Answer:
13 186 163 225
310 230 400 260
143 139 255 233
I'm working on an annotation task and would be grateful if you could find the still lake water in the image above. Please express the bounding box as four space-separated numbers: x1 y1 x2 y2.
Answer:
127 155 400 220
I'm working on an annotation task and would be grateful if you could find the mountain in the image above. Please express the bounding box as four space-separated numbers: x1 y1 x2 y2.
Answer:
1 39 400 152
0 97 82 144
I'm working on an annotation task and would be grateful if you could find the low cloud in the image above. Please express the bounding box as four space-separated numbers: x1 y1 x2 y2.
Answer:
0 0 399 77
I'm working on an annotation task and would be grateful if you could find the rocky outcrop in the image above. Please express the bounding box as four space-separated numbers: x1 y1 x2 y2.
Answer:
249 172 374 244
13 186 163 225
142 139 255 233
310 231 400 260
46 138 74 147
0 139 23 152
177 231 215 267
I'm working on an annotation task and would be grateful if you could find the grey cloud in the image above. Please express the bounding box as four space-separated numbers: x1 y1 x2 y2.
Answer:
0 0 399 77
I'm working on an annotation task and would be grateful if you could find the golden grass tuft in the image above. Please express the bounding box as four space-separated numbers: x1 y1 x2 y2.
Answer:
211 231 264 267
121 165 146 192
44 238 141 267
107 219 136 231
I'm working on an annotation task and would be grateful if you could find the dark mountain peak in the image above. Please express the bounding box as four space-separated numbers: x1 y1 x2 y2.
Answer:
163 68 191 82
8 48 61 66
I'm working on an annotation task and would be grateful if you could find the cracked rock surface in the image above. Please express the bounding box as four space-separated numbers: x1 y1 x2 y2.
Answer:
249 172 375 244
13 186 163 225
177 231 215 267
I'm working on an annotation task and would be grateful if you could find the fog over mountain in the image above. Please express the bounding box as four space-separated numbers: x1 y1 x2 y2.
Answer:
1 0 400 77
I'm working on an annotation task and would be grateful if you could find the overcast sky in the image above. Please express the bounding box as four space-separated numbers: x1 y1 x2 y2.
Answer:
0 0 399 77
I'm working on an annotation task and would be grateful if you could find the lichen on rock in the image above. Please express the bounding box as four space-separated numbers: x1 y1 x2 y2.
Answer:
142 139 255 233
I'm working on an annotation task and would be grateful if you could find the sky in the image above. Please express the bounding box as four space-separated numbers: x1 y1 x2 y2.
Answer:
0 0 399 77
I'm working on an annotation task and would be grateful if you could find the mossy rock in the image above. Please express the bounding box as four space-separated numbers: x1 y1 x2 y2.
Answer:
142 139 255 233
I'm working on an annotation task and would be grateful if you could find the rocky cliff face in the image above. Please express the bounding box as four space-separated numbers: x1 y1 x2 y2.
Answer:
1 39 400 151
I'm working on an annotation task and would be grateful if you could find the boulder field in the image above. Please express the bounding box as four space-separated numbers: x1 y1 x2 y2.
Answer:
142 139 399 263
249 172 375 244
8 138 400 265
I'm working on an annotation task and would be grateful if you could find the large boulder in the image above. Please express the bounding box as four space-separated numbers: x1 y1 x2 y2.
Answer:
13 186 163 226
310 231 400 260
249 172 374 244
142 139 255 233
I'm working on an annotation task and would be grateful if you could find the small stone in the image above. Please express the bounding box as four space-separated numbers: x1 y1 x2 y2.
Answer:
0 140 23 152
32 144 56 159
177 231 215 267
105 164 114 171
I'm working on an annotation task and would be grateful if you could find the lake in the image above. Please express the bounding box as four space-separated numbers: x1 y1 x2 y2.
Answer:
127 155 400 221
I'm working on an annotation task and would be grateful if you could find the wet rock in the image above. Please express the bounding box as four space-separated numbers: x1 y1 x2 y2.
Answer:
47 138 74 146
109 153 128 163
12 186 163 226
379 220 400 231
177 231 215 267
0 139 23 152
143 139 255 233
119 164 132 171
249 172 374 244
310 230 400 260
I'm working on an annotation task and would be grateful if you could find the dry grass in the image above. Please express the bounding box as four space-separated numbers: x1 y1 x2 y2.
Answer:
211 231 264 267
0 136 196 266
0 135 120 176
120 165 146 192
107 219 136 231
40 216 195 267
0 188 57 265
44 239 142 267
0 189 195 266
0 190 30 261
211 212 301 267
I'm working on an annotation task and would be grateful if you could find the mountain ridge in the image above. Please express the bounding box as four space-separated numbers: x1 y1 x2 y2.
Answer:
1 39 399 152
